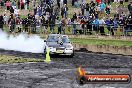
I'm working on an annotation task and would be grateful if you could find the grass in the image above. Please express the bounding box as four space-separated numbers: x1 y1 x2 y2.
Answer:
0 55 44 63
70 38 132 46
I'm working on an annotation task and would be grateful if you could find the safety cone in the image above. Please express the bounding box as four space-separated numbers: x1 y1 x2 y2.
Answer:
44 47 51 63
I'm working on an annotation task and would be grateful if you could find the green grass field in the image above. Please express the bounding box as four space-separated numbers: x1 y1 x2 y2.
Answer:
70 38 132 46
0 55 44 63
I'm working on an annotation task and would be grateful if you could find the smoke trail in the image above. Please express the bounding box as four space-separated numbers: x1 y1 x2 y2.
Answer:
0 30 46 53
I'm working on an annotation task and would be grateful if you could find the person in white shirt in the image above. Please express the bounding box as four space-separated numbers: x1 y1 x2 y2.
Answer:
3 14 8 25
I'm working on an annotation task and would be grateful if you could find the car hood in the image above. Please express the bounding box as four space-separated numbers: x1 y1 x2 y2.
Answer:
46 42 72 48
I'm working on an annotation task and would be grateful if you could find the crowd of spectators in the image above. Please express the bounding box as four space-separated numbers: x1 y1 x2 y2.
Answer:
0 0 132 36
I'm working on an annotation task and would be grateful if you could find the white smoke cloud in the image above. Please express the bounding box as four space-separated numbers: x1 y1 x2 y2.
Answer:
0 30 46 53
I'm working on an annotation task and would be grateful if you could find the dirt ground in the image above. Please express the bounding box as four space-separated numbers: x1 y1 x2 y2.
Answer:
0 50 132 88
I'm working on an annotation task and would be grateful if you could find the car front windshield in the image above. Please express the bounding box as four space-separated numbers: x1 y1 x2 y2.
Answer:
47 36 59 42
47 35 70 43
61 36 70 43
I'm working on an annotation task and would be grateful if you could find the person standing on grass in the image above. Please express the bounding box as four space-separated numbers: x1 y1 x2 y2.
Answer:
67 18 72 32
16 17 22 33
92 18 99 35
57 0 60 8
72 19 77 34
63 4 68 18
128 2 132 14
3 14 8 25
100 1 106 17
20 0 25 10
10 6 14 14
17 0 20 9
85 3 90 17
36 17 41 33
41 15 48 34
26 0 30 10
6 0 11 10
12 0 17 10
61 17 66 34
72 12 77 21
113 18 118 35
49 18 54 33
105 5 110 17
81 3 85 16
9 17 16 33
56 17 62 34
0 0 4 9
0 15 4 31
105 17 111 35
99 18 105 35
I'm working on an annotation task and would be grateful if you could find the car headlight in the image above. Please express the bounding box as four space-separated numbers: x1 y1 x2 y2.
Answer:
66 45 73 50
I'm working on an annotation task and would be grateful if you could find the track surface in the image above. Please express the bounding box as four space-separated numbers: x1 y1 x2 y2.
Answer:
0 50 132 88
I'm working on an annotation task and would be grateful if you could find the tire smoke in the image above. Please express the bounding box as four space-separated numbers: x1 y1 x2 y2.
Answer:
0 30 46 53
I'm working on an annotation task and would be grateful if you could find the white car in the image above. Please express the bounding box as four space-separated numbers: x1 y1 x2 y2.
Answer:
44 34 74 57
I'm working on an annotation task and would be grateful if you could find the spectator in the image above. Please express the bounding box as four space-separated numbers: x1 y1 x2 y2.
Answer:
67 18 72 32
6 0 11 10
124 16 132 35
100 1 106 17
0 15 4 30
93 18 99 35
63 4 68 18
105 17 111 35
61 6 64 18
16 17 22 33
73 20 77 34
10 6 14 14
81 3 85 16
57 0 60 8
63 0 67 5
3 14 8 25
41 15 48 34
49 13 56 33
85 3 90 17
0 0 4 8
17 0 20 9
61 17 66 34
56 17 62 34
120 0 123 5
31 16 36 33
107 0 111 5
36 17 41 33
128 2 132 14
26 0 30 10
12 0 17 9
72 0 74 6
74 0 79 8
21 0 25 10
99 18 105 35
113 18 118 35
109 18 114 35
105 5 110 16
9 17 15 33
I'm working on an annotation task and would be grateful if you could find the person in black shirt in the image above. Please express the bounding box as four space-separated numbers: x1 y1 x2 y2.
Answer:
57 0 60 8
17 0 20 9
109 18 114 35
10 6 14 14
0 15 4 30
73 12 77 20
85 3 90 17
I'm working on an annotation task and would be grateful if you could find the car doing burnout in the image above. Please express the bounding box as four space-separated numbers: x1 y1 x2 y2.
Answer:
44 34 74 57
